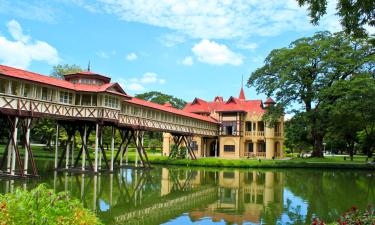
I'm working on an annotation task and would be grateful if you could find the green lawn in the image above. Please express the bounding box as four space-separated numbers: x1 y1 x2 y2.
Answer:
0 144 373 169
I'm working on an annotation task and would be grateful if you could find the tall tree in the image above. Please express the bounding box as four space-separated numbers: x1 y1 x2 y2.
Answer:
297 0 375 38
248 31 373 157
135 91 187 109
50 64 83 79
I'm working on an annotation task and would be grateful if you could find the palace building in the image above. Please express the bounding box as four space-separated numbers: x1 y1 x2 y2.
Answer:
162 88 284 159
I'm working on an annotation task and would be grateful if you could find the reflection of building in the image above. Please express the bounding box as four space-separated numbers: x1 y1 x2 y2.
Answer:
163 88 284 159
188 171 284 225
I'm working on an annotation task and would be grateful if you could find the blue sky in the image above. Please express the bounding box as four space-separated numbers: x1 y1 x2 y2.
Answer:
0 0 343 104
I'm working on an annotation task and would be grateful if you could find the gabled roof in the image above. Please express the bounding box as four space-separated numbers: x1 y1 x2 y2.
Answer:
125 97 219 124
64 71 111 83
0 64 129 97
265 97 275 104
183 88 265 114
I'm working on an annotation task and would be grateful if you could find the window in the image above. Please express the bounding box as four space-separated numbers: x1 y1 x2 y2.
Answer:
246 122 252 131
23 83 30 97
104 95 119 108
0 78 7 93
224 145 235 152
191 141 198 151
59 91 73 104
81 94 92 106
11 81 20 96
42 87 48 100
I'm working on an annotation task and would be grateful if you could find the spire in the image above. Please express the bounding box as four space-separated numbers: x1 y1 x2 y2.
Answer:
239 87 246 100
239 75 246 100
87 60 91 72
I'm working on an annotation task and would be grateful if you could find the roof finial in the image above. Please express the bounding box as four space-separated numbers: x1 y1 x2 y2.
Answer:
87 60 91 72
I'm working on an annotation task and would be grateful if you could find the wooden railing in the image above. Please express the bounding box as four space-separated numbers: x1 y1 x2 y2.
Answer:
0 93 218 136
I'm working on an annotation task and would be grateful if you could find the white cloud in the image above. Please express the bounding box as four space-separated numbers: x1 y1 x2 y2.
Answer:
181 56 193 66
127 83 145 91
76 0 326 40
192 39 243 66
0 20 59 69
126 52 137 61
159 33 186 47
119 72 165 93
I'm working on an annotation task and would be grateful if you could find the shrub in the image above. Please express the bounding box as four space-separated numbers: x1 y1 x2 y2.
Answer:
0 184 102 225
312 205 374 225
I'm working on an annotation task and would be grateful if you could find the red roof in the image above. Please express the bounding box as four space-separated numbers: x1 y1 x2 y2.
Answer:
125 97 219 124
239 87 246 100
0 64 129 97
64 71 111 83
163 102 173 107
265 97 275 104
184 88 265 114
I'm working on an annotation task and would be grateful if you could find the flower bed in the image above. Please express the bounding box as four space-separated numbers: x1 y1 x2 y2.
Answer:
312 206 374 225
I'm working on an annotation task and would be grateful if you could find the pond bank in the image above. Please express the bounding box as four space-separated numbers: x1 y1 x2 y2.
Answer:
128 156 375 170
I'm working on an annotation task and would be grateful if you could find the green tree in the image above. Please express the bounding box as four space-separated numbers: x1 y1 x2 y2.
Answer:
135 91 187 109
248 31 373 157
50 64 83 79
297 0 375 38
284 113 312 154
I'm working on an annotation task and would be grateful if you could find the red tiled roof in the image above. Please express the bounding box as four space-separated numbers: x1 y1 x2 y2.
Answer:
0 64 129 97
125 97 219 124
163 102 173 107
184 90 264 114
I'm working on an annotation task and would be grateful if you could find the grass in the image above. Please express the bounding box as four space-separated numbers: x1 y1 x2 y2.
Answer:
0 144 374 170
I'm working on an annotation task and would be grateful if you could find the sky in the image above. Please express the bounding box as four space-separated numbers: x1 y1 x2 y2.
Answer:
0 0 345 104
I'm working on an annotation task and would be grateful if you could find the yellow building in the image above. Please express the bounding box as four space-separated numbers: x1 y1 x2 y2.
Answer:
163 88 284 159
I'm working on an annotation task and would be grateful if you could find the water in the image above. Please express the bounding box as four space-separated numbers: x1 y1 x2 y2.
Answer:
1 160 374 225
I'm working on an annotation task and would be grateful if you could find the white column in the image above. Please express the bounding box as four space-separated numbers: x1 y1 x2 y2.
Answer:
110 126 115 172
55 124 59 169
24 118 31 174
7 139 12 173
109 174 113 206
94 124 99 173
93 175 97 211
99 131 102 170
11 117 18 175
82 125 86 171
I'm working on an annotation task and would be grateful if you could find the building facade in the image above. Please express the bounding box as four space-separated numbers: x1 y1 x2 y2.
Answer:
163 88 284 159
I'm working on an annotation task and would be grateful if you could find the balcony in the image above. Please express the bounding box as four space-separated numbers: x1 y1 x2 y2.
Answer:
244 131 264 137
274 132 282 137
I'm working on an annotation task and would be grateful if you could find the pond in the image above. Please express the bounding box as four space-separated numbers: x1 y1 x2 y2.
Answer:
0 160 374 225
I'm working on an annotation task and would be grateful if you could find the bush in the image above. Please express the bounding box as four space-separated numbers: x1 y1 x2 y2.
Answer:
0 184 102 225
312 206 374 225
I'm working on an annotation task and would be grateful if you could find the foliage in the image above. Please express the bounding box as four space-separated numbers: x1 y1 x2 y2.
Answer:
135 91 187 109
31 119 56 150
50 64 83 79
249 31 373 157
284 113 312 153
169 145 187 159
297 0 375 38
0 184 102 225
312 206 375 225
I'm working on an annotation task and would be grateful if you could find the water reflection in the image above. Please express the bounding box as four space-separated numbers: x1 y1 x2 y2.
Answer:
0 163 374 225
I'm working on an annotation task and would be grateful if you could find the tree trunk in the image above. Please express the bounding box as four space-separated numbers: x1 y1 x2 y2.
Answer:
311 133 324 157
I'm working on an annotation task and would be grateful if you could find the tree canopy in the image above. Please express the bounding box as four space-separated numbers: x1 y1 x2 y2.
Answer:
50 64 83 79
248 31 374 157
297 0 374 38
135 91 187 109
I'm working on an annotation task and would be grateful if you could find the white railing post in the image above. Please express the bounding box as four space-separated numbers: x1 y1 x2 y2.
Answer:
55 123 59 169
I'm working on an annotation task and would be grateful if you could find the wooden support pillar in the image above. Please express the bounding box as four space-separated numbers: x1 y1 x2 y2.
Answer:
65 139 70 169
110 126 115 172
71 133 75 167
82 125 87 171
135 131 139 167
94 123 99 173
55 123 59 169
23 118 30 174
10 117 19 175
